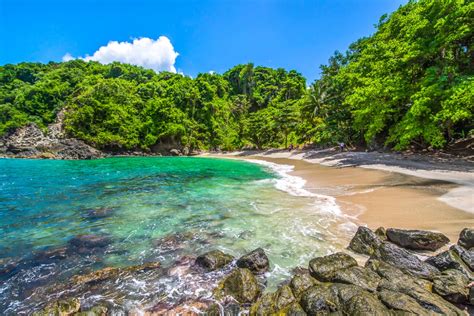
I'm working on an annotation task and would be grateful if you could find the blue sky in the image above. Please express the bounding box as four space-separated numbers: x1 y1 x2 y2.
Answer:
0 0 406 81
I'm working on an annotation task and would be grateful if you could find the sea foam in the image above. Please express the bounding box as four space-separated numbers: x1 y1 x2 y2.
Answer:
247 159 342 216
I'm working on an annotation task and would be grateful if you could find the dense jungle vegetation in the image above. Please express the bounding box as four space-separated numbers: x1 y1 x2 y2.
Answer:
0 0 472 152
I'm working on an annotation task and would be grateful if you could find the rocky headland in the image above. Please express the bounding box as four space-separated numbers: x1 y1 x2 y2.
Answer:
25 227 473 315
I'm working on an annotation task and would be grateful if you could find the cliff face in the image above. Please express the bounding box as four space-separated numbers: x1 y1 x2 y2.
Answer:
0 110 102 159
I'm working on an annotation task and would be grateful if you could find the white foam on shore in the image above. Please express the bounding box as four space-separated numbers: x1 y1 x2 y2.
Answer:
247 159 342 216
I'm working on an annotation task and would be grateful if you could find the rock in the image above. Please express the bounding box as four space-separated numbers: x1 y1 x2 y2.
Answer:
75 305 108 316
83 207 115 220
425 248 473 279
386 228 449 251
289 272 318 297
152 232 195 254
377 289 428 314
33 247 68 262
250 285 295 315
371 241 439 279
458 228 474 249
195 250 234 271
308 252 357 282
215 268 261 303
375 227 387 240
365 259 432 291
33 298 81 316
342 291 388 315
236 248 270 274
332 266 381 292
348 226 382 256
68 234 111 250
433 269 470 304
169 148 181 156
450 244 474 271
378 278 463 315
72 262 160 285
470 286 474 305
299 284 339 314
277 302 306 315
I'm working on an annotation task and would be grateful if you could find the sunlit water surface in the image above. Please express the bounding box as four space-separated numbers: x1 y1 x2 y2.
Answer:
0 157 355 314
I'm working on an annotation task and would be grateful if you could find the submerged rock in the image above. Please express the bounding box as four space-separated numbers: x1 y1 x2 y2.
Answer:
83 207 115 220
68 234 111 251
332 266 381 292
152 231 195 254
371 241 439 279
33 298 81 316
386 228 450 251
348 226 382 256
215 268 261 303
72 261 161 285
195 250 234 271
236 248 269 274
33 246 68 263
308 252 357 282
432 269 470 304
458 228 474 249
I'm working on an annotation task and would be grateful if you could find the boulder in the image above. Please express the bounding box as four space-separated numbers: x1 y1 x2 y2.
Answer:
332 266 381 292
470 286 474 305
377 289 428 314
33 298 81 316
348 226 382 256
365 259 432 291
250 285 295 315
432 269 470 304
308 252 357 282
425 248 473 279
236 248 269 274
299 284 339 314
342 291 388 315
68 234 111 250
277 302 306 315
289 272 318 297
375 227 387 240
195 250 234 271
72 262 161 285
458 228 474 249
169 148 181 156
214 268 261 303
371 241 439 280
386 228 449 251
450 244 474 271
75 305 108 316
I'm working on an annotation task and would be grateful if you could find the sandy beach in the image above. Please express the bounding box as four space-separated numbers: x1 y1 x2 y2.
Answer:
203 149 474 241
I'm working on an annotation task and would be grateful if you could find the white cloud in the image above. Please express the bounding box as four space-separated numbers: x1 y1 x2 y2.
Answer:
62 36 179 73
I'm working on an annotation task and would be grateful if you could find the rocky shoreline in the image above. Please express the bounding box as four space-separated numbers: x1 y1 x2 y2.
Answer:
24 227 473 315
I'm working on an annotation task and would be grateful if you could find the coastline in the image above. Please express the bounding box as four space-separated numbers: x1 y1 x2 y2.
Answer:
201 149 474 241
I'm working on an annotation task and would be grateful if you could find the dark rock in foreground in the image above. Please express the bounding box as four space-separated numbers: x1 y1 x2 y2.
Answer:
195 250 234 271
433 269 470 304
458 228 474 249
348 226 382 256
214 268 261 303
425 246 473 279
308 252 357 282
386 228 450 251
236 247 270 274
371 241 440 279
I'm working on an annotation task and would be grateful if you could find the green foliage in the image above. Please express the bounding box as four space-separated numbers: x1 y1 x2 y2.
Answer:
1 0 472 151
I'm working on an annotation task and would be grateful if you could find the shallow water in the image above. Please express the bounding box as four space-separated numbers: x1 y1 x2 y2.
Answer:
0 157 355 313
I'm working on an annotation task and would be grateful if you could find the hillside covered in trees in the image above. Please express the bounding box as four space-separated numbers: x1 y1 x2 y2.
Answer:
0 0 472 153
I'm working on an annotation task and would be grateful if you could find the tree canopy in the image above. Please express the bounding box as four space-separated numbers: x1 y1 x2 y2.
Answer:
0 0 472 152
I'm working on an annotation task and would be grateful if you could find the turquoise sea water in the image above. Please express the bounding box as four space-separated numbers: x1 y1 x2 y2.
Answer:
0 157 353 313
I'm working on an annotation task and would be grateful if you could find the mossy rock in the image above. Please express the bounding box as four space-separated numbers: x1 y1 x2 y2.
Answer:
386 228 449 251
458 228 474 249
331 266 381 292
308 252 357 282
348 226 382 256
195 250 234 271
433 269 470 304
33 298 80 316
74 305 108 316
342 291 388 315
378 289 428 314
236 247 270 274
214 268 261 303
250 285 295 315
289 272 318 298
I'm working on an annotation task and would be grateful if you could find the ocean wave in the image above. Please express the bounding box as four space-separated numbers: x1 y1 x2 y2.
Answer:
247 159 341 216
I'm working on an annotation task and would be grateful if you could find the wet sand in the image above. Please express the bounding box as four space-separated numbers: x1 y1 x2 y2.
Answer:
205 152 473 242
